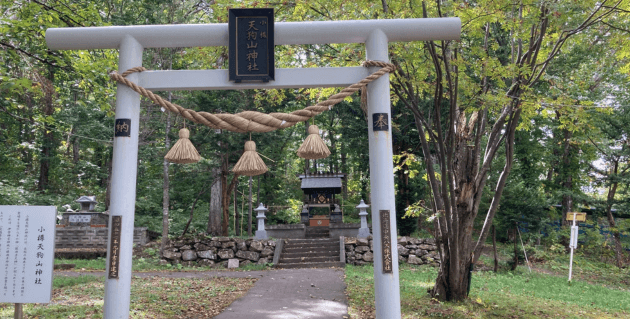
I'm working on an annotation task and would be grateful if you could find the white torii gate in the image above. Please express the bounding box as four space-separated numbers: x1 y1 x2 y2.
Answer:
46 17 460 319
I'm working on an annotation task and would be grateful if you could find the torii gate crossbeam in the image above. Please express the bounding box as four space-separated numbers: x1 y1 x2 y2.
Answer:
46 17 460 319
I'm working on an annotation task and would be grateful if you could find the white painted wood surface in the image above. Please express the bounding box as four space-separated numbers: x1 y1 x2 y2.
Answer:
47 18 460 49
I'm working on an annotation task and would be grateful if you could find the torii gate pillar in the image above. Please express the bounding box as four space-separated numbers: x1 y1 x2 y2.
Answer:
365 29 401 318
103 35 143 317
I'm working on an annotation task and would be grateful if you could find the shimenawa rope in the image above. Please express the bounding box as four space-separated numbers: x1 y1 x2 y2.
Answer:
109 61 395 133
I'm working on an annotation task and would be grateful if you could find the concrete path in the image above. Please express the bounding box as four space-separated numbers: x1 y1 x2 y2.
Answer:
55 268 349 319
214 268 348 319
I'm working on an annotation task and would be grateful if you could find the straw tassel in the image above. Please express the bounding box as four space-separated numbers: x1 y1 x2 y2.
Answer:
297 125 331 160
232 141 268 176
164 128 201 164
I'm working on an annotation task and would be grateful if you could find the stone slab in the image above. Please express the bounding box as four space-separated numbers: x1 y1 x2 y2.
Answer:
227 259 239 269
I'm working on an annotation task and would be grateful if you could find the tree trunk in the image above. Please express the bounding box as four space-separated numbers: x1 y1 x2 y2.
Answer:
605 161 624 268
256 174 261 204
431 237 473 301
234 179 240 236
608 215 625 268
207 168 222 236
182 187 206 237
38 71 55 191
38 130 53 190
160 106 171 255
512 228 518 271
561 129 574 226
105 157 112 210
248 176 253 236
340 143 348 200
220 171 238 236
492 225 498 273
220 167 229 236
72 136 80 164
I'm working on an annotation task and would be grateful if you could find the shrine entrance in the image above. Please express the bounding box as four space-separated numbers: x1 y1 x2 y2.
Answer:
46 15 460 319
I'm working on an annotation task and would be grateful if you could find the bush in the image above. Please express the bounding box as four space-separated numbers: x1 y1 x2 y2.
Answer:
526 245 552 263
549 243 566 254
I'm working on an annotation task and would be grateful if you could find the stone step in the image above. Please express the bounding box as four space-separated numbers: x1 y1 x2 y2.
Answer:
280 256 339 263
305 235 329 239
281 251 339 259
305 229 330 234
283 247 340 254
275 261 345 269
285 239 338 244
305 232 329 236
284 242 338 248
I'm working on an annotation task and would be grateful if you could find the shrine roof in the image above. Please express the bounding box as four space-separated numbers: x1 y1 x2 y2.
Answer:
301 177 342 190
76 195 97 203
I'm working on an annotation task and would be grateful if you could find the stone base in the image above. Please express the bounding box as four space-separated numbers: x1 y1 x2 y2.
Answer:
357 227 371 238
227 258 239 269
255 230 268 240
266 224 305 239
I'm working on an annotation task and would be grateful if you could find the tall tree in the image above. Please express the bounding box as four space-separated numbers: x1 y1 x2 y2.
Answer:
588 102 630 267
390 0 625 301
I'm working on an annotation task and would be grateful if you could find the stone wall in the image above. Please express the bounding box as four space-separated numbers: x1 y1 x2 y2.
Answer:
344 236 440 266
55 226 149 249
266 224 305 239
162 237 277 268
329 223 363 238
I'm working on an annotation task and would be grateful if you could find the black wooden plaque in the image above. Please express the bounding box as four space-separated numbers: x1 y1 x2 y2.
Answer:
380 210 393 273
108 216 122 279
228 8 274 82
114 119 131 137
372 113 389 131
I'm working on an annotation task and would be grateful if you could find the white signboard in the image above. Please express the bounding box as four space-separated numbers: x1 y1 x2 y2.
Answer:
570 225 579 249
69 215 91 223
0 206 56 303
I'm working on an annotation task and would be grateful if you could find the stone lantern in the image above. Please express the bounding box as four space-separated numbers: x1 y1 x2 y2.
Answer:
331 204 342 223
356 199 371 238
255 203 268 240
300 205 309 224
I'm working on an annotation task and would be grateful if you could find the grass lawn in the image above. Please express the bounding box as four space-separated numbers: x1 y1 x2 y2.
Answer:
536 253 630 290
345 263 630 318
0 275 257 318
55 255 273 272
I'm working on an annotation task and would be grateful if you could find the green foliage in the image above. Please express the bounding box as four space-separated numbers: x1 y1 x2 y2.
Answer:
494 181 548 242
549 243 567 255
53 275 103 289
1 0 629 249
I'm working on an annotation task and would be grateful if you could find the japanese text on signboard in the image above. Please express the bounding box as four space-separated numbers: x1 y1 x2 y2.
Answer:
0 206 55 304
380 210 393 274
229 8 274 82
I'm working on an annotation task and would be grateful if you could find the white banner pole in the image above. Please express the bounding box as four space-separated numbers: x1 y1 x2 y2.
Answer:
568 213 577 282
